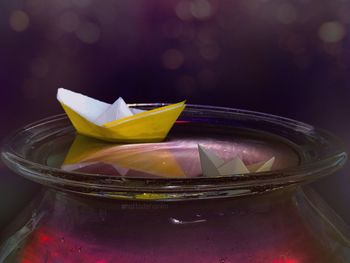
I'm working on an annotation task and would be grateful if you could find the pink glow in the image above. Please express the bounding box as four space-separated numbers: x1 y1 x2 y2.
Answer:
272 258 298 263
17 224 314 263
38 233 50 242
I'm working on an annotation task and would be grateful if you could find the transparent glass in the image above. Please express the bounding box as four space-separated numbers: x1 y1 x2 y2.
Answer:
1 187 350 262
1 104 347 200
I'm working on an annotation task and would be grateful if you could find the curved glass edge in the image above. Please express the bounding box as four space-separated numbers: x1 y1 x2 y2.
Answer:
1 105 348 201
294 187 350 261
1 150 347 201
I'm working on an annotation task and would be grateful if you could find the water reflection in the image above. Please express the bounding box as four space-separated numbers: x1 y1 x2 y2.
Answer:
61 135 186 178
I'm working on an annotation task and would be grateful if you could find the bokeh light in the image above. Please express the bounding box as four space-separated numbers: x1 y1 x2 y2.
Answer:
175 1 193 21
276 3 297 24
58 11 80 33
162 49 185 70
9 10 30 32
1 0 350 238
71 0 92 8
318 21 346 43
190 0 213 20
76 21 101 44
26 0 44 15
199 42 220 60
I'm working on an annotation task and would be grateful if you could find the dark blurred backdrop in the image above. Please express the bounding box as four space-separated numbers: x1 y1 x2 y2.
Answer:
0 0 349 229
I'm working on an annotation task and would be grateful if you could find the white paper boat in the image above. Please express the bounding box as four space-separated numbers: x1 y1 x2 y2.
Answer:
57 88 186 142
198 145 275 176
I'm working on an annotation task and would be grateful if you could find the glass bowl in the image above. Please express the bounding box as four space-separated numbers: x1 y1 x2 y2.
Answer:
1 104 347 200
2 187 350 263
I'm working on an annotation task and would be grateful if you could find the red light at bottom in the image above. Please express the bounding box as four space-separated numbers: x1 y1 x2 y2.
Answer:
272 258 298 263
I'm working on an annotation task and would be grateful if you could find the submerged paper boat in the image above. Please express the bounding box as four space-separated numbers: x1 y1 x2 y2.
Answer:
62 135 185 178
198 145 275 176
57 88 186 142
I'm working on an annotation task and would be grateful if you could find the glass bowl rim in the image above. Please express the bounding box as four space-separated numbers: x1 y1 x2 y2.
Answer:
1 103 347 198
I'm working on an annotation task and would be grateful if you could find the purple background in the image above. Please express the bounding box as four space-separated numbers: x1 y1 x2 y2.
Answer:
0 0 349 228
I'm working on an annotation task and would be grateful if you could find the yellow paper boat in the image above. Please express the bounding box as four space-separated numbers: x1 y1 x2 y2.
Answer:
62 135 185 178
57 88 186 142
198 145 275 176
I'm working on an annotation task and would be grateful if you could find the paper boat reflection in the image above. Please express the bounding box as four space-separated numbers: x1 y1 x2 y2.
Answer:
62 136 186 178
198 145 275 176
57 88 186 142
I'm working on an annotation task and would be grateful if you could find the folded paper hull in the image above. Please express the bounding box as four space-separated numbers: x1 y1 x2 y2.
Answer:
61 102 186 142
